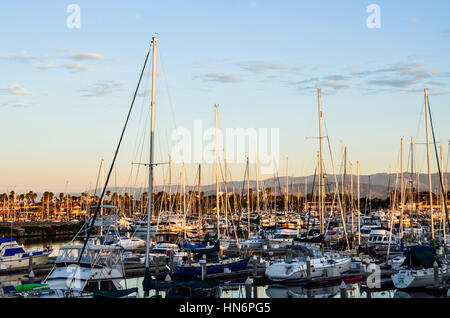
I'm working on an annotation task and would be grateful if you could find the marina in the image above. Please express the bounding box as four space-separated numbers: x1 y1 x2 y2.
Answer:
1 2 450 313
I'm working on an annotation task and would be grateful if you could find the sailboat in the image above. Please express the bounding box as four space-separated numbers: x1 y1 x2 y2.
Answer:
391 89 450 290
265 243 351 283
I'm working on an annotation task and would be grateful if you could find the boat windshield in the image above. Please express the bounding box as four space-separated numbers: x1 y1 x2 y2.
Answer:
56 245 122 268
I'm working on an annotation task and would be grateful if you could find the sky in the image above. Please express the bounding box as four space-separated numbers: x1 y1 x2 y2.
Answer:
1 0 450 194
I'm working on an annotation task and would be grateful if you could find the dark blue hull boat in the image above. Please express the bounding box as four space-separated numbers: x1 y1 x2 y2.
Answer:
173 257 250 281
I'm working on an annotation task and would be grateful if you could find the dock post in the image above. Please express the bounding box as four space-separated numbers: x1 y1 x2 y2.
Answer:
245 277 253 298
29 269 35 284
200 259 206 280
306 256 311 280
200 254 208 280
252 255 258 278
340 281 347 298
434 261 439 288
155 257 160 278
28 255 33 271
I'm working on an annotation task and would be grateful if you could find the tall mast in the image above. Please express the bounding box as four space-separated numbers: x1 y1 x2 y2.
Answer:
317 88 325 235
224 159 229 237
400 138 404 239
145 37 158 269
285 157 289 213
198 164 201 235
183 165 186 240
255 154 260 213
411 137 414 212
214 104 220 239
350 162 353 235
441 146 446 243
168 155 172 213
357 161 361 245
100 158 104 236
247 156 250 238
424 88 435 240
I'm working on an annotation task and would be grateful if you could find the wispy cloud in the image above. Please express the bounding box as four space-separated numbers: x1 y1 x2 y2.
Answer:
312 65 327 71
194 73 242 83
0 99 37 108
2 99 27 107
236 60 304 73
290 75 349 93
367 78 420 88
0 85 32 96
80 81 126 97
37 63 57 70
0 52 44 63
65 63 95 71
346 59 447 92
67 50 109 61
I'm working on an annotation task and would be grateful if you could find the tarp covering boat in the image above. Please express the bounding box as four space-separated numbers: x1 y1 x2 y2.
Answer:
14 283 49 292
184 242 207 249
173 257 250 281
402 245 437 268
183 240 220 254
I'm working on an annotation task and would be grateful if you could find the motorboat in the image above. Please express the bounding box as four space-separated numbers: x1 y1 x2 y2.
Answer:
265 244 351 283
0 238 50 270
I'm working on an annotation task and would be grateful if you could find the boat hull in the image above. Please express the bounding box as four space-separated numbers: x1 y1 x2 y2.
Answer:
173 257 250 281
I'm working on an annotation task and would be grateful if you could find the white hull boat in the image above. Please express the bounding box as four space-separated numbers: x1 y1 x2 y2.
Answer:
265 244 352 283
391 267 449 289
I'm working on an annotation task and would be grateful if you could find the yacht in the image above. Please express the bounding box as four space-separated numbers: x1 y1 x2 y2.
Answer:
367 228 398 245
265 244 351 283
0 238 51 270
14 243 136 298
267 229 299 248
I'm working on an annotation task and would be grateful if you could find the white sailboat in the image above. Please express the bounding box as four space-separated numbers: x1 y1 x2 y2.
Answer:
265 244 351 283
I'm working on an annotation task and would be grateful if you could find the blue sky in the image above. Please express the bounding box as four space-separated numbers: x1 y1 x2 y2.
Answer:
1 1 450 193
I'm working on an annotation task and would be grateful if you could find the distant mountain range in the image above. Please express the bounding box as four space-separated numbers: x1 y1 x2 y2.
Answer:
59 172 448 200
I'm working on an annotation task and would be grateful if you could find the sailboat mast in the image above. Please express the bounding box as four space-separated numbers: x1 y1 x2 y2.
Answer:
350 162 354 235
247 156 250 239
400 138 404 239
214 104 220 239
256 154 260 213
100 158 104 236
424 88 435 240
357 161 360 245
317 88 325 235
145 37 158 269
285 157 289 213
410 137 414 212
198 164 201 235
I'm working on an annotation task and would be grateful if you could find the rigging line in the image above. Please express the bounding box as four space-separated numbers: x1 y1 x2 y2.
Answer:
131 107 151 190
92 159 103 198
157 45 178 129
76 48 151 266
322 112 350 251
126 64 151 192
426 97 450 235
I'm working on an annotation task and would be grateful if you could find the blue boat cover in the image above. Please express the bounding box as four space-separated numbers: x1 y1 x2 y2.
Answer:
3 247 25 256
0 238 16 244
